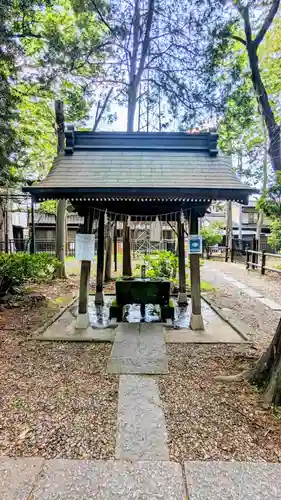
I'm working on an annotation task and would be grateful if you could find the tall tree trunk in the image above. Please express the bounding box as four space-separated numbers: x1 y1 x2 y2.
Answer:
127 83 138 132
127 0 155 132
55 100 67 278
237 151 243 242
226 201 233 259
247 43 281 172
5 190 14 253
249 318 281 405
256 116 269 252
237 2 281 172
0 202 4 250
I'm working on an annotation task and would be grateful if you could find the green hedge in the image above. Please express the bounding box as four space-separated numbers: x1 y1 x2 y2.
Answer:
0 253 61 295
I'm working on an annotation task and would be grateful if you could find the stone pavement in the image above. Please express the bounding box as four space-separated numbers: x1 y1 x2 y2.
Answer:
185 461 281 500
2 457 281 499
116 375 169 460
107 322 168 374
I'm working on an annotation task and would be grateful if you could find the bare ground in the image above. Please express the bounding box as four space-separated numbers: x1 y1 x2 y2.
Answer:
201 261 281 350
0 278 118 460
159 344 281 463
2 266 281 463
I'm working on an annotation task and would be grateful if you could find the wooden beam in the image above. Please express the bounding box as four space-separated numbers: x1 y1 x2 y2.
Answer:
177 213 187 305
96 211 105 304
104 225 113 282
76 209 94 329
189 210 204 330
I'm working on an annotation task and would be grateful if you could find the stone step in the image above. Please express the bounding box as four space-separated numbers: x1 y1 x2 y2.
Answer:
107 323 168 374
2 457 281 499
116 375 169 461
185 461 281 500
0 457 186 500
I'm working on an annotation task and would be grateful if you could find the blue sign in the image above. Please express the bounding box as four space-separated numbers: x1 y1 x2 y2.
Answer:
188 235 202 255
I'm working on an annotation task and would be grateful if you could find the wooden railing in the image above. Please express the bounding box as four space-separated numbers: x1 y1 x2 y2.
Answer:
246 249 281 275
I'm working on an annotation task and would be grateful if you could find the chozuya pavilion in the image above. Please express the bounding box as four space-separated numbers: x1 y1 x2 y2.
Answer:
24 129 253 331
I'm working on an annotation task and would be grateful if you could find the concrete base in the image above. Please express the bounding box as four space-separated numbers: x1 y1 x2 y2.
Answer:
189 313 204 331
75 312 90 330
95 291 104 305
178 292 188 305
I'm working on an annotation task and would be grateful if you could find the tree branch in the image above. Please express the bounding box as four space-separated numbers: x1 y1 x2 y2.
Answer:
254 0 280 47
135 0 155 85
235 2 252 45
230 34 246 46
6 32 43 39
92 88 113 131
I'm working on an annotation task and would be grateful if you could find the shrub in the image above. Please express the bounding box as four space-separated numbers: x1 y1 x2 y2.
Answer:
136 251 178 279
135 250 204 281
0 253 61 295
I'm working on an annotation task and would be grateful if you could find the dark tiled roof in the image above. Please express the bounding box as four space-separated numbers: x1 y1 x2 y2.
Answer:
24 131 255 203
36 150 248 192
34 213 83 225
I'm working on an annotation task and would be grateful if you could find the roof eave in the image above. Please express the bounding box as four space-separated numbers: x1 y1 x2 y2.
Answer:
23 186 257 204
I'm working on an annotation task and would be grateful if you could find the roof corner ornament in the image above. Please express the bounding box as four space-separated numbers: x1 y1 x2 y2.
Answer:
65 124 75 155
208 130 219 157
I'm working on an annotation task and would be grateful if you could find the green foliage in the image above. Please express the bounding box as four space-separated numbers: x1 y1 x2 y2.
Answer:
200 223 223 247
39 200 58 215
136 251 178 280
0 253 60 295
257 172 281 252
257 172 281 218
268 219 281 252
1 0 106 184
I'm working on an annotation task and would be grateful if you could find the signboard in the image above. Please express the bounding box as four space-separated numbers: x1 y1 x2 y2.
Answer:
75 233 95 261
188 235 202 255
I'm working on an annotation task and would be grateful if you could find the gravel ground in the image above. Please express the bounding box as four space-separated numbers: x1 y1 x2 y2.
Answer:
201 261 281 350
204 260 281 302
159 344 281 463
0 279 118 460
0 341 118 459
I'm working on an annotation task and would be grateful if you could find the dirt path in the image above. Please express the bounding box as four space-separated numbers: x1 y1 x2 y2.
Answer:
201 260 281 350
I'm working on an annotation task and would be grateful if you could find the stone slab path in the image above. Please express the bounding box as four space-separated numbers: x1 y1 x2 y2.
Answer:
107 323 168 374
116 375 169 461
2 457 281 499
185 461 281 500
0 457 186 500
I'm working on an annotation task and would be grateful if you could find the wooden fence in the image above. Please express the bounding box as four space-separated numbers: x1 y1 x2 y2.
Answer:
246 249 281 276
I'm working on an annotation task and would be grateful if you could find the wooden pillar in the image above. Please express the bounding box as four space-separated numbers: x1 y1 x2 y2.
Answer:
177 213 187 305
189 210 204 330
95 211 105 304
114 222 118 272
123 217 132 276
104 224 113 282
76 210 94 329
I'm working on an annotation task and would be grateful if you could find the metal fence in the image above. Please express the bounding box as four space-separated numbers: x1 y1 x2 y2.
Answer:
0 239 76 256
0 238 176 257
